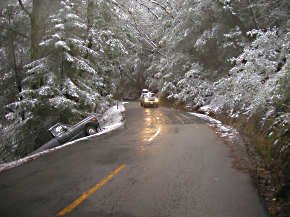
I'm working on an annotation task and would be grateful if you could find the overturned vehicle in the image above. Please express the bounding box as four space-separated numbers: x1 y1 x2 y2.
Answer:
31 115 100 154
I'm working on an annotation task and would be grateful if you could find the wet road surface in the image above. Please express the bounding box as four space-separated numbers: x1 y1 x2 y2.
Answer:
0 102 267 217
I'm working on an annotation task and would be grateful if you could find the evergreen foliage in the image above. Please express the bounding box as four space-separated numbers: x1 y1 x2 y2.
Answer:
8 0 105 124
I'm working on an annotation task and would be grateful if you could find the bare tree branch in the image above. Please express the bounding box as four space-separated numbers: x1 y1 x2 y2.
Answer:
18 0 31 19
135 0 159 19
149 0 174 18
110 0 166 57
247 0 259 29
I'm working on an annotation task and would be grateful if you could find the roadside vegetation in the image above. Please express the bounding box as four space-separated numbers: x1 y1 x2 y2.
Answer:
0 0 289 215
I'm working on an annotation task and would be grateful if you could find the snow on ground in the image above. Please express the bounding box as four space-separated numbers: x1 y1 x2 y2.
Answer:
188 112 221 124
0 103 126 173
188 112 240 143
100 102 126 129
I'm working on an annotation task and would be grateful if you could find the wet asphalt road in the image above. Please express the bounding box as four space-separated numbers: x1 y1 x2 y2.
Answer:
0 102 267 217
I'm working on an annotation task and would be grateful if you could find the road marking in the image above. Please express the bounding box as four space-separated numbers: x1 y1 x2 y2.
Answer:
56 164 126 216
148 127 161 142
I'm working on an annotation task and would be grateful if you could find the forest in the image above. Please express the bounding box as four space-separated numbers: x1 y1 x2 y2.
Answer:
0 0 289 216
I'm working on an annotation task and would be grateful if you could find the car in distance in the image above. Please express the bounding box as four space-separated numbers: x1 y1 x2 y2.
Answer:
140 92 159 108
140 89 149 100
49 115 100 144
141 89 149 94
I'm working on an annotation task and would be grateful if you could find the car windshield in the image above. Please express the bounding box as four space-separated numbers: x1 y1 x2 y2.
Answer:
49 123 68 137
145 93 155 97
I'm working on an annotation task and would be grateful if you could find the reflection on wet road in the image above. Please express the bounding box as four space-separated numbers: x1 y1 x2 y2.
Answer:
140 106 196 145
137 105 216 158
142 109 162 142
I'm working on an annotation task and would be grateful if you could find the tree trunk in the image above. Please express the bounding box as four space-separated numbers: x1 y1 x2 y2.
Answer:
7 10 22 97
85 0 95 59
7 12 24 120
9 37 22 95
31 0 42 60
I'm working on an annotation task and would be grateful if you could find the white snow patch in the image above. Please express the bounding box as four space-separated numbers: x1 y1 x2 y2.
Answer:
66 13 79 20
100 103 125 128
52 33 61 40
55 23 64 30
188 112 240 142
0 103 127 173
199 105 212 114
73 22 87 30
55 40 70 51
188 112 221 124
39 39 53 47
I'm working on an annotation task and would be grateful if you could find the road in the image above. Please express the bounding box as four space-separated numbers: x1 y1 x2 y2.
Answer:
0 102 267 217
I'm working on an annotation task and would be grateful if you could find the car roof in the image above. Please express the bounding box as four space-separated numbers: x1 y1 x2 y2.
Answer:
144 92 155 96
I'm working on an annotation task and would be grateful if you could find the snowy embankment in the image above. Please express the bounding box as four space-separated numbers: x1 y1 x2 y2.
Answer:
0 103 126 173
188 112 240 143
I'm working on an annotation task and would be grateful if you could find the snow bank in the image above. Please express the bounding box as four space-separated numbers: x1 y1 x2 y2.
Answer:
100 102 125 129
188 112 221 124
188 112 240 143
0 103 126 173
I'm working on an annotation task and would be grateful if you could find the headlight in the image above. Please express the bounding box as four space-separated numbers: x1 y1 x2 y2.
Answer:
155 98 159 102
144 98 149 102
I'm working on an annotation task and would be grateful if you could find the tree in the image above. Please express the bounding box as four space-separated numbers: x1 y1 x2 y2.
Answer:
18 0 40 60
0 3 30 124
3 0 115 156
30 0 42 60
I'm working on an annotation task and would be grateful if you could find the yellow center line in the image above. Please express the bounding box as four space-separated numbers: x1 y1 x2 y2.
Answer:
56 164 126 216
148 127 161 142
